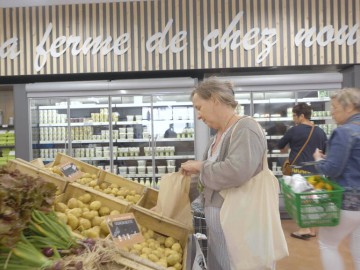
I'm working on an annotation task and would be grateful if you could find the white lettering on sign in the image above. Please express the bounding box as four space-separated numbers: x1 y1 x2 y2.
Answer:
35 23 130 71
0 37 20 59
203 12 277 63
146 19 187 54
294 24 360 47
0 11 359 72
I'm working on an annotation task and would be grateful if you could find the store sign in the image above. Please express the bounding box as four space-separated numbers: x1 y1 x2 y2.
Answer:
0 38 20 60
1 10 350 72
60 162 83 180
0 0 359 75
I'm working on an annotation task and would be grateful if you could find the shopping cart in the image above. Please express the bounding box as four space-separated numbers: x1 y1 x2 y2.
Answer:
192 197 208 259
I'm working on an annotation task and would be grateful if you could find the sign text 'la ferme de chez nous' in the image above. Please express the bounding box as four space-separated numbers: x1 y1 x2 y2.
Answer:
1 0 360 75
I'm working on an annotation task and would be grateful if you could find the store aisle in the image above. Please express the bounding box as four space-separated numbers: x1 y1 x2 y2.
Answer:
277 220 354 270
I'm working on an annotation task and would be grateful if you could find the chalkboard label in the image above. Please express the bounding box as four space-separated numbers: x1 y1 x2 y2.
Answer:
106 213 144 247
60 162 83 180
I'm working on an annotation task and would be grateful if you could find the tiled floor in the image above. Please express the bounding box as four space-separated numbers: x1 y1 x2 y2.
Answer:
277 219 354 270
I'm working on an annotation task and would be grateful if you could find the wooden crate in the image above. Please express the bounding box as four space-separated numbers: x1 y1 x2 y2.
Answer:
29 158 45 168
135 187 194 232
52 152 101 176
136 187 158 210
57 183 130 214
128 206 191 270
98 170 146 195
6 159 68 193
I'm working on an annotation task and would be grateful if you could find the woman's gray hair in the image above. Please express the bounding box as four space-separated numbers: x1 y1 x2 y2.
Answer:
191 77 238 109
331 87 360 111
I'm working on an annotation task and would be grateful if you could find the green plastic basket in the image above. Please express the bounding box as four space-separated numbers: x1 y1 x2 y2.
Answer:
280 176 344 228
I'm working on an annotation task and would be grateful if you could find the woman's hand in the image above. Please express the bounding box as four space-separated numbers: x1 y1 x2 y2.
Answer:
313 148 326 161
180 160 203 176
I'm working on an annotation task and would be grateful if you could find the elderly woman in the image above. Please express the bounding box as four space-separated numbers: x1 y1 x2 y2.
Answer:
181 77 287 270
313 88 360 270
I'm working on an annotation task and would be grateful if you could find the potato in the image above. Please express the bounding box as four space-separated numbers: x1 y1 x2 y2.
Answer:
68 208 82 218
171 243 182 253
91 216 103 227
100 220 110 234
99 206 110 216
85 228 100 239
173 263 182 270
148 253 159 263
67 198 79 209
67 213 79 230
167 253 180 266
89 180 97 187
56 212 68 224
78 193 92 203
100 183 108 190
89 201 102 211
79 218 92 230
165 237 176 248
54 202 68 213
82 173 92 178
110 210 120 216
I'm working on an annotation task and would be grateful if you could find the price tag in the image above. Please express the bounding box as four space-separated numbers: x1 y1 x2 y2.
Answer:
59 162 83 180
106 213 144 248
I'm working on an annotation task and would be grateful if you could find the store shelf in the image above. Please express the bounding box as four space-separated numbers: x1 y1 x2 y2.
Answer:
0 145 15 148
117 155 195 161
268 153 289 158
39 122 116 127
121 173 164 178
39 104 116 109
114 102 192 108
266 135 284 140
39 140 68 144
297 97 331 102
255 117 293 122
116 138 194 143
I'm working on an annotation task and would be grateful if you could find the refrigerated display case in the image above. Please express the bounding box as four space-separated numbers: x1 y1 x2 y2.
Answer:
28 78 197 187
112 94 195 186
232 89 335 176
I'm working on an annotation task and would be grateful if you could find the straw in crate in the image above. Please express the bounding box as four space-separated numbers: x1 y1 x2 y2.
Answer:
280 175 344 228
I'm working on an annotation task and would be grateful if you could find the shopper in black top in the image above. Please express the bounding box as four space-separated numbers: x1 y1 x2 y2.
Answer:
278 103 328 239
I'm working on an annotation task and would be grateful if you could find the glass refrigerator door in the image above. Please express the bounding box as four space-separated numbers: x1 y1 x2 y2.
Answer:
29 98 69 163
152 94 195 186
112 95 153 186
68 96 112 171
252 91 296 175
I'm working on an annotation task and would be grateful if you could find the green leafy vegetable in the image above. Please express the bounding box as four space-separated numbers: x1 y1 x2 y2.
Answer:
0 167 57 247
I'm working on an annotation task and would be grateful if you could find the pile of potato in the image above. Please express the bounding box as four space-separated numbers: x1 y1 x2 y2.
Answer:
75 174 142 204
124 226 183 270
54 193 121 239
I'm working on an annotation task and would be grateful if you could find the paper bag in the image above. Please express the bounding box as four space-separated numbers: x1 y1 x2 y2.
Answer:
154 172 194 229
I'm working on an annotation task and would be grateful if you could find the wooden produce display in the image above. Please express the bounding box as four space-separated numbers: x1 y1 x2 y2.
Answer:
6 158 68 193
124 206 191 270
137 186 159 210
52 152 101 176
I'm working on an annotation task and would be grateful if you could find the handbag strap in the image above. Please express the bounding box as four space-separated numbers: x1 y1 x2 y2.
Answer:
230 116 269 170
291 125 315 165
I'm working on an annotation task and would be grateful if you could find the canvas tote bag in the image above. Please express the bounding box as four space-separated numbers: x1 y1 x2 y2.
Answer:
220 121 288 270
154 172 194 229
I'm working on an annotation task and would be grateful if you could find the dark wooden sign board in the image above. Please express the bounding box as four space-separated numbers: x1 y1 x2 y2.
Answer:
106 213 144 248
60 162 84 180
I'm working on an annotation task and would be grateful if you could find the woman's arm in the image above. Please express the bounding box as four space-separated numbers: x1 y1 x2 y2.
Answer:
314 127 352 178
